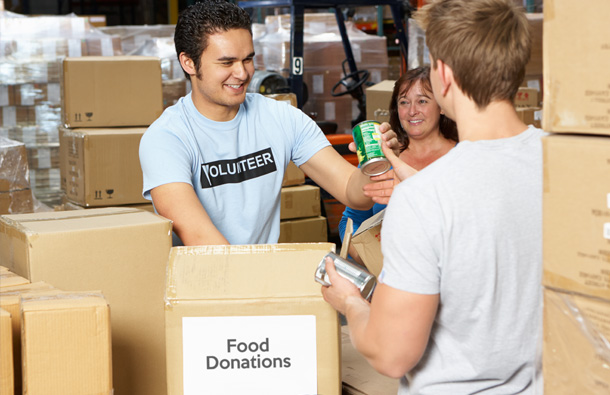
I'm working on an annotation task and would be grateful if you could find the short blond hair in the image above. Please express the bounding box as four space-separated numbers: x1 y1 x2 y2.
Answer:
414 0 531 108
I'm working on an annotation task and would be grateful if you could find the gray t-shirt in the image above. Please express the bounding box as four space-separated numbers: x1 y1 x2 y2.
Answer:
380 126 546 394
139 92 330 245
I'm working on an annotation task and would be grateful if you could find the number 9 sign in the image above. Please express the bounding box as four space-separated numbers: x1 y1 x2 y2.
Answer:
292 57 304 76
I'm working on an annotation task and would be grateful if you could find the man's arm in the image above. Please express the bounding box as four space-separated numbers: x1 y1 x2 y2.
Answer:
321 258 438 378
151 182 229 246
301 146 373 210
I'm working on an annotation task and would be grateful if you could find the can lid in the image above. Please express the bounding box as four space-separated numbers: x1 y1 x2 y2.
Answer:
362 158 391 176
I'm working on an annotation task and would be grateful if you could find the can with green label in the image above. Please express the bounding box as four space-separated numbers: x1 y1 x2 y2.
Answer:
352 120 391 176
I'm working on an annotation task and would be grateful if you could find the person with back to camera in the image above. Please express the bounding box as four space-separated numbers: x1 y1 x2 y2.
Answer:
138 0 401 246
338 66 458 264
321 0 548 393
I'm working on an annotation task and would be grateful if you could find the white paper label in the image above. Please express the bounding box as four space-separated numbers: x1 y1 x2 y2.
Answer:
38 148 51 168
47 83 60 104
68 39 82 57
182 315 317 395
101 38 114 56
605 223 610 240
313 74 324 94
370 69 381 84
20 84 34 106
2 107 16 127
0 85 8 107
324 101 336 121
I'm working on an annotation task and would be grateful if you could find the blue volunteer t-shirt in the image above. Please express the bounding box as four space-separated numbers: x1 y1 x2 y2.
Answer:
139 92 330 245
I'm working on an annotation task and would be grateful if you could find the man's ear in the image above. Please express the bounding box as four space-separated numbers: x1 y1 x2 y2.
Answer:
436 58 453 97
179 52 197 77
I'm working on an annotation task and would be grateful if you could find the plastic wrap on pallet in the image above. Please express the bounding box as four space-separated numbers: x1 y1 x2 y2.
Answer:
0 137 30 191
99 24 176 55
542 287 610 393
258 13 388 75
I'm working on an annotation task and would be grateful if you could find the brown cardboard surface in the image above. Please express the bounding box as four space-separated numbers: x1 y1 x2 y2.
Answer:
282 160 305 187
62 56 163 128
0 271 29 288
341 326 399 395
525 13 543 78
543 288 610 394
0 289 64 395
542 1 610 135
0 207 172 395
165 243 341 395
0 308 13 395
351 209 385 278
21 292 112 394
0 188 35 215
280 184 321 220
365 80 395 124
59 127 148 206
542 134 610 300
266 93 298 108
514 87 539 108
516 107 542 129
279 216 328 243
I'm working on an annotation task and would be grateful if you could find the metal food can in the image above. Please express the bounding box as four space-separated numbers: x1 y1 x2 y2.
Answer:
352 120 391 176
314 251 377 300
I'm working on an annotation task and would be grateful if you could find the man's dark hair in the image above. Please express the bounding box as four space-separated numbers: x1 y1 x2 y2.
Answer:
175 0 252 80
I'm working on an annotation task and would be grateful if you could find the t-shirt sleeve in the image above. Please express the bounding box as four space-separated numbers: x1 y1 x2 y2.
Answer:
378 182 441 295
139 123 195 200
281 103 330 166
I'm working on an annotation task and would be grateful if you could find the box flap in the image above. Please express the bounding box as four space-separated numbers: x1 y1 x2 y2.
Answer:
166 243 334 301
0 207 167 234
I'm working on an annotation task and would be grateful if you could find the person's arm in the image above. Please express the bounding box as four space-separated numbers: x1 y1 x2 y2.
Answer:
151 182 229 246
302 122 402 210
321 258 439 378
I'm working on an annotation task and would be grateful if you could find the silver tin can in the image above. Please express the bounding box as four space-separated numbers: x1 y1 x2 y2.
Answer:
315 251 377 300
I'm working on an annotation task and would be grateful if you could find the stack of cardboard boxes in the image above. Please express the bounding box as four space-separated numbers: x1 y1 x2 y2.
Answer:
257 13 389 134
58 55 163 210
541 0 610 392
0 268 113 394
0 208 173 395
279 161 328 243
0 13 122 206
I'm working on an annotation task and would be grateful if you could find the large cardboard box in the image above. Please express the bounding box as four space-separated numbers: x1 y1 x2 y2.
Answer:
0 287 61 395
165 243 341 395
280 184 321 220
341 326 398 395
365 80 395 124
543 287 610 394
282 161 305 187
21 292 113 394
59 127 148 206
542 134 610 300
351 209 385 278
62 56 163 128
0 308 13 395
279 216 328 243
0 271 29 288
542 1 610 135
0 208 173 395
